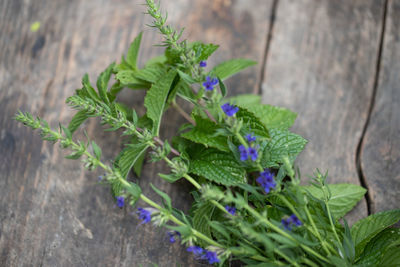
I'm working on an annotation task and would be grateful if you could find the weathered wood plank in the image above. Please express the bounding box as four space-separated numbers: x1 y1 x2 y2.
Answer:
0 0 272 266
360 0 400 214
261 0 385 224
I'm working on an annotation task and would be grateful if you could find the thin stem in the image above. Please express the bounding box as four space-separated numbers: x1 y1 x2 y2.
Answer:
172 101 196 125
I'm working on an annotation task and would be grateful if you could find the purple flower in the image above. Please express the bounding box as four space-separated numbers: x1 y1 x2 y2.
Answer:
203 251 220 264
199 60 207 67
187 246 204 256
248 147 258 161
203 76 218 91
167 231 181 243
238 145 248 161
116 196 125 208
246 133 256 143
137 207 152 224
221 103 239 117
225 205 236 215
290 214 302 227
281 218 292 231
256 169 276 194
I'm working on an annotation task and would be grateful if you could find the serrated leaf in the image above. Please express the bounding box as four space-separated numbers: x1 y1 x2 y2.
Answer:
176 80 196 103
158 173 181 183
81 74 100 101
356 228 400 266
126 32 142 69
125 182 142 205
192 202 215 247
144 69 177 135
379 243 400 267
135 63 168 83
190 149 246 186
218 77 227 97
261 129 307 167
67 110 88 134
181 116 229 152
302 184 366 219
212 59 257 80
246 104 297 130
191 42 219 61
351 209 400 257
115 70 149 89
115 143 149 179
96 63 115 104
236 108 269 138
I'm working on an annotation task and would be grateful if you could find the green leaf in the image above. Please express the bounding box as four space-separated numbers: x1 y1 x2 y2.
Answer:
125 182 142 205
191 42 219 61
379 242 400 267
115 143 149 179
302 184 366 219
245 104 297 130
144 69 177 135
236 108 269 138
190 149 246 186
81 74 100 101
132 149 146 177
96 63 115 104
357 228 400 266
177 69 196 84
115 70 149 89
176 80 196 103
261 129 307 167
126 32 143 70
212 59 257 80
67 110 88 134
227 94 261 106
218 77 227 97
181 116 229 152
351 209 400 257
192 201 215 246
135 63 168 84
150 184 172 211
91 141 102 160
158 173 181 183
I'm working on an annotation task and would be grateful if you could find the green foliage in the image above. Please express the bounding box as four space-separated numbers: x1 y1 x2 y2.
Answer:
260 129 307 167
303 184 366 219
236 108 269 138
191 42 219 62
126 32 143 70
190 149 246 186
114 143 149 179
144 69 177 135
96 63 115 104
351 209 400 258
181 116 229 152
67 110 88 134
192 201 215 246
212 59 257 80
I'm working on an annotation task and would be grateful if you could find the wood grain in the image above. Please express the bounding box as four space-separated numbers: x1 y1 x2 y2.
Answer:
360 0 400 214
261 0 385 224
0 0 272 266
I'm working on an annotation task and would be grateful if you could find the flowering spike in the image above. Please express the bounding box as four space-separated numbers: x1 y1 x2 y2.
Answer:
221 103 239 117
116 196 125 208
199 60 207 67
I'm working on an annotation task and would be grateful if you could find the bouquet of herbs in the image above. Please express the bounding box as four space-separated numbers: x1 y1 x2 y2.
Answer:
15 0 400 266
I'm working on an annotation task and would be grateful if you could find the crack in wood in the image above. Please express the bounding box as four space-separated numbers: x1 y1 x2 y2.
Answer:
355 0 389 215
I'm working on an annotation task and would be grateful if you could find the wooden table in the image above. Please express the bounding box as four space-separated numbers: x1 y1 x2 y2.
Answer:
1 0 398 266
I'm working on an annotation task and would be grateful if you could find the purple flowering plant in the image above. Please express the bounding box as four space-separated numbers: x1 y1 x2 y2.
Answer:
15 0 400 266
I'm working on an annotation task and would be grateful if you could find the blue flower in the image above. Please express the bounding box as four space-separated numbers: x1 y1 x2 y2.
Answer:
238 145 248 161
199 60 207 67
203 251 220 264
167 231 181 243
137 207 152 224
116 196 125 208
187 246 203 256
221 103 239 117
256 169 276 194
248 147 258 161
290 214 302 227
281 218 292 231
246 133 256 143
225 205 236 215
203 76 218 91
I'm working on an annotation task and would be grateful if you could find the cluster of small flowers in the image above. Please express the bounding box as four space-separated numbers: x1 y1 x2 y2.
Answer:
256 169 276 194
281 214 302 231
221 103 239 117
238 133 258 161
187 246 220 264
225 205 236 215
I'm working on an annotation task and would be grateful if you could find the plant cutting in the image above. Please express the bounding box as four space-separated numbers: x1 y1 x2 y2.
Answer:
15 0 400 266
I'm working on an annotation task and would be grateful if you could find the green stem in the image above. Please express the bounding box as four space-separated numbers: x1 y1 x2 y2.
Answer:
325 200 341 244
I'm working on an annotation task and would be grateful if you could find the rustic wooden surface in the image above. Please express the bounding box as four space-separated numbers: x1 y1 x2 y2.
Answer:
0 0 398 266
